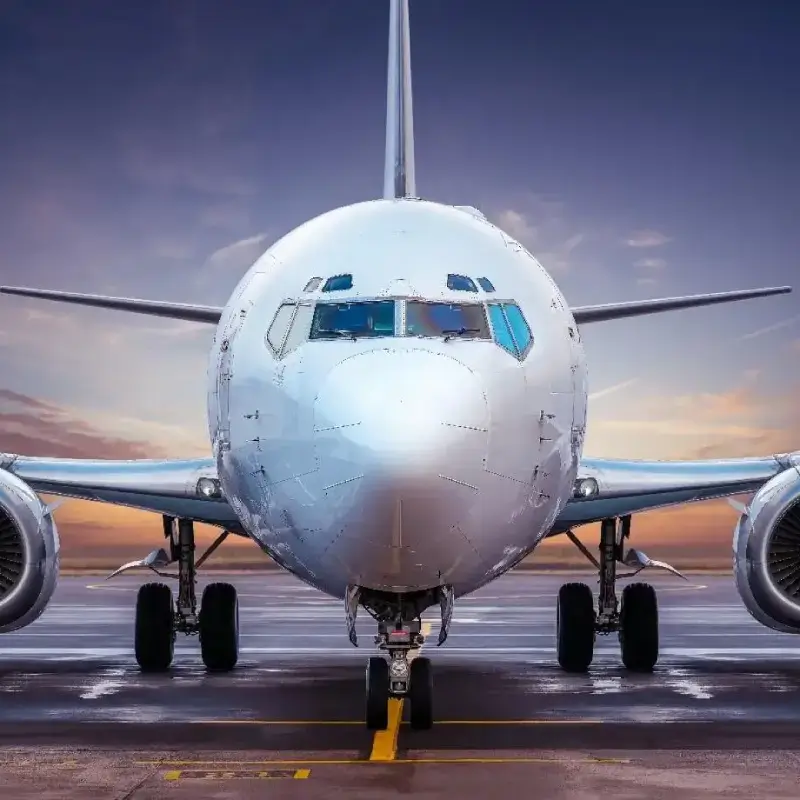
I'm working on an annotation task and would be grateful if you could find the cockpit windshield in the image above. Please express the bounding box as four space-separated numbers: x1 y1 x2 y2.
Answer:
309 300 396 339
405 301 491 339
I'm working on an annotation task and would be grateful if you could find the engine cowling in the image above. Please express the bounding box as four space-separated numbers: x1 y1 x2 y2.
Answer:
734 466 800 633
0 470 60 633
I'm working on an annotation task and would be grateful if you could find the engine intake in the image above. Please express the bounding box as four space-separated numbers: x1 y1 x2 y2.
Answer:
734 466 800 632
0 470 60 633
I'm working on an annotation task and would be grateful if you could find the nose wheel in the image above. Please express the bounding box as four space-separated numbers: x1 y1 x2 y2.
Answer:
364 620 434 731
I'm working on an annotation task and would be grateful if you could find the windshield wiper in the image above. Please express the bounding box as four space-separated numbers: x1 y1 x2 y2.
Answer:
317 329 357 341
442 327 481 342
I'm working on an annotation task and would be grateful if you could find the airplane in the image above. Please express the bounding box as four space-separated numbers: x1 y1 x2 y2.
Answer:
0 0 798 733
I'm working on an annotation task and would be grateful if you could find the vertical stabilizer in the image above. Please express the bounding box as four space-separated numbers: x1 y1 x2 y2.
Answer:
383 0 416 199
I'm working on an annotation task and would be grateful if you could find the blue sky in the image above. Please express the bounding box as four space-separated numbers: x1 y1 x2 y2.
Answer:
0 0 798 561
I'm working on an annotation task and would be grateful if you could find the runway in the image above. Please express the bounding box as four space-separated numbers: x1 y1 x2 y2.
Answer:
1 572 800 798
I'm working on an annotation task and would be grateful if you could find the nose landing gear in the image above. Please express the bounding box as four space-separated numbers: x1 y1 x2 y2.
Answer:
353 586 450 732
556 516 686 673
365 620 432 731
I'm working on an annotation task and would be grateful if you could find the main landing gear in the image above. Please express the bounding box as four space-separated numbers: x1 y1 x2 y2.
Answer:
348 584 454 731
108 516 239 673
556 515 686 673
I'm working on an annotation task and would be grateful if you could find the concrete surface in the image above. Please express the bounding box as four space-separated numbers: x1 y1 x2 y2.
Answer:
0 572 799 797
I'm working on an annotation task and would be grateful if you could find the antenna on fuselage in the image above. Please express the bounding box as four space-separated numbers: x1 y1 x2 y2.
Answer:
383 0 416 199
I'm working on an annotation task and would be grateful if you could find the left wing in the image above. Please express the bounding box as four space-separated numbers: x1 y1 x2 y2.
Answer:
0 286 222 323
553 451 800 532
0 453 240 530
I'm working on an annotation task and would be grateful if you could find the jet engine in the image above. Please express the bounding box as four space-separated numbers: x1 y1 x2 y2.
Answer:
734 466 800 633
0 470 60 633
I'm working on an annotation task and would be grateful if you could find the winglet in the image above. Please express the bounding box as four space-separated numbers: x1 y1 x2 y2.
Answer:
383 0 416 199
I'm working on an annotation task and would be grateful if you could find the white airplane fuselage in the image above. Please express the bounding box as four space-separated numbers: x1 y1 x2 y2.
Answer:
207 199 588 599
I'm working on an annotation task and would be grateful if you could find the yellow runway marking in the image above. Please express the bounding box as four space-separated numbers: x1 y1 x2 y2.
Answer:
141 757 629 767
163 768 309 780
369 621 432 762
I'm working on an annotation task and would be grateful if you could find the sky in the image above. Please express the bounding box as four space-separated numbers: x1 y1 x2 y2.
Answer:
0 0 799 568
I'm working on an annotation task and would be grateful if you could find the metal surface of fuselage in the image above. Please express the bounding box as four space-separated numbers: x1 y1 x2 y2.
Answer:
207 199 587 599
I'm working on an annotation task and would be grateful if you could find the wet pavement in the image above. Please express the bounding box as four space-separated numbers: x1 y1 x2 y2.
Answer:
1 572 799 797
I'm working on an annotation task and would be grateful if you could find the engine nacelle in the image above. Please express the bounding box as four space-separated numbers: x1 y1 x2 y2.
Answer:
734 466 800 633
0 470 60 633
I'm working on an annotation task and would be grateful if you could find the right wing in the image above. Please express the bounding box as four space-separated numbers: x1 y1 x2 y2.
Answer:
554 451 800 532
571 286 791 325
0 453 240 529
0 286 222 324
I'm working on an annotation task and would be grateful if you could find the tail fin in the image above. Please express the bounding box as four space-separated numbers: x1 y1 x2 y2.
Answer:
383 0 416 199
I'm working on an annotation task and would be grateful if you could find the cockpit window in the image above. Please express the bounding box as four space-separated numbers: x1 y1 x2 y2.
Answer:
487 302 533 359
405 301 491 339
303 277 323 292
282 303 314 355
446 274 478 292
477 277 495 292
504 303 532 351
309 301 395 339
266 303 296 353
321 274 353 292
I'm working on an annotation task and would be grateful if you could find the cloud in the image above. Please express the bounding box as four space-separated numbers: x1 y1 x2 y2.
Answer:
625 230 671 248
0 389 164 460
199 203 253 232
636 277 657 287
492 197 585 272
743 368 761 382
793 340 800 353
738 315 800 342
634 258 667 270
588 383 800 461
588 378 639 401
202 232 273 273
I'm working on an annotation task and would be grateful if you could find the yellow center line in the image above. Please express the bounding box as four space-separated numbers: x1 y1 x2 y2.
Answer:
369 621 432 762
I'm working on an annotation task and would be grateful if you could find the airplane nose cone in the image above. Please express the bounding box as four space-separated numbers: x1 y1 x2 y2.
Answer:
313 349 489 589
314 349 488 476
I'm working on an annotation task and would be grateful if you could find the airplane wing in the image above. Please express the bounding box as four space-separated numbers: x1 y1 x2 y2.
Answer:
571 286 791 325
0 453 241 530
553 451 800 532
0 286 222 323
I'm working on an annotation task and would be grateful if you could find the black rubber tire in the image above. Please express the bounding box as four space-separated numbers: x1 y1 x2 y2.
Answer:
366 657 389 730
619 582 659 672
556 582 596 672
199 582 239 672
135 582 175 672
408 656 433 731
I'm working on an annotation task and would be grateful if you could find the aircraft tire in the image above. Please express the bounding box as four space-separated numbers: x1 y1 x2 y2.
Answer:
366 657 389 730
408 656 433 730
135 582 175 672
619 582 659 672
199 582 239 672
556 582 595 672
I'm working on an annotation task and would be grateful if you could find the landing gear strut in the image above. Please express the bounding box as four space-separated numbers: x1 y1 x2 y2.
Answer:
556 516 685 673
123 516 239 672
353 585 450 731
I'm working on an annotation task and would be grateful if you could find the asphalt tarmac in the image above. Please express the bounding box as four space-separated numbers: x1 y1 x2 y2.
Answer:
1 572 800 798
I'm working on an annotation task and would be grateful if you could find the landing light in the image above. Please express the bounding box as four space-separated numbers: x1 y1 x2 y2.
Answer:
573 477 599 499
196 477 222 499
